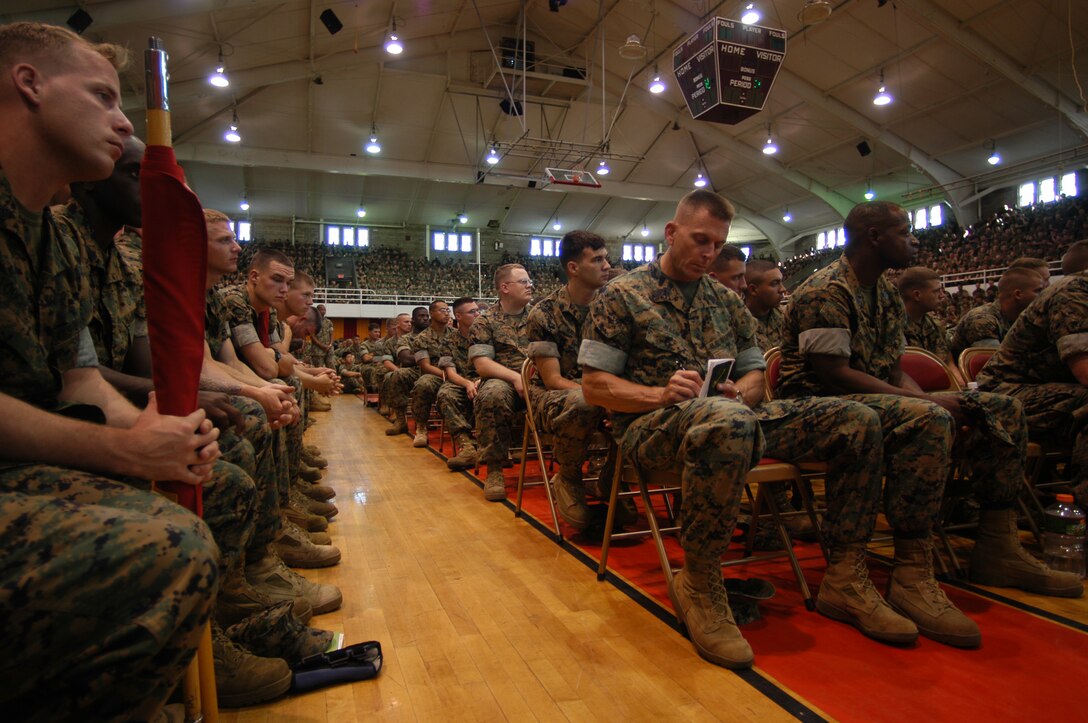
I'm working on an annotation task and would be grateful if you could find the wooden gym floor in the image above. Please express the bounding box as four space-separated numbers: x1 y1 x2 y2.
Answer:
223 394 1087 722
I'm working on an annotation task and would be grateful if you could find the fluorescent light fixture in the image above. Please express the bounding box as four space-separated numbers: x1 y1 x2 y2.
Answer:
741 3 760 25
694 172 707 188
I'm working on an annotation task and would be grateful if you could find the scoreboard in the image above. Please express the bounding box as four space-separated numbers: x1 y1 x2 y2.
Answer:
673 17 787 125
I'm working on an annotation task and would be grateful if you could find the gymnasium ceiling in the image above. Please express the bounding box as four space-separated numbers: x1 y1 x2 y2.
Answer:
5 0 1088 255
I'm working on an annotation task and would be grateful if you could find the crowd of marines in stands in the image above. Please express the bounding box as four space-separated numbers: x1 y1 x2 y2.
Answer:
3 21 1086 720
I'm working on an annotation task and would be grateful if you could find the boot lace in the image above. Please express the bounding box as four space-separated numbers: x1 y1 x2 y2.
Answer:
705 573 736 628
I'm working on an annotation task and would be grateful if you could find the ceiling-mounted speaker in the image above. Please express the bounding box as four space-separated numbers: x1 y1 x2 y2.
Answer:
499 98 524 116
66 9 93 34
856 141 872 157
319 9 343 35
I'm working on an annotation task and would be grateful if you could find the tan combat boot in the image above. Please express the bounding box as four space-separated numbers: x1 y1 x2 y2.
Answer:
247 549 344 615
969 508 1083 597
412 422 429 448
483 467 506 502
308 394 331 412
553 472 591 530
298 461 323 483
447 434 478 470
385 409 408 436
816 543 918 644
301 447 328 469
290 483 338 520
887 536 981 648
285 499 328 532
212 622 292 709
299 481 336 502
667 557 754 669
306 528 332 545
272 521 341 568
216 570 313 626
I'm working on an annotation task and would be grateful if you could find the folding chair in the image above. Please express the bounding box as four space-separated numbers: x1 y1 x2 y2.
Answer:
958 347 1071 543
597 440 825 612
514 359 562 539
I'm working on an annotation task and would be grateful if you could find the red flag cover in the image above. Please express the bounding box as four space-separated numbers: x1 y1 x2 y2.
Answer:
141 145 209 515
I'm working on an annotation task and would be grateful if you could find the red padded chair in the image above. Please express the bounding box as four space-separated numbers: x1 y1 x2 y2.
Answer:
958 347 994 384
901 346 962 392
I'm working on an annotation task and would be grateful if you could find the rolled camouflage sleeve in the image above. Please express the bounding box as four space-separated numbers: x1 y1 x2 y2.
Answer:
579 286 630 375
1051 279 1088 362
793 283 853 358
468 315 495 361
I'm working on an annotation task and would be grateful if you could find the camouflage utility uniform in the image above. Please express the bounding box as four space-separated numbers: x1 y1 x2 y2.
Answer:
905 311 952 363
751 304 787 352
525 286 606 481
308 316 335 369
0 172 217 720
978 272 1088 487
356 339 385 391
53 201 262 590
407 325 456 428
580 259 886 554
950 300 1010 359
469 305 530 465
337 360 366 395
384 331 425 418
779 256 1027 535
436 328 477 437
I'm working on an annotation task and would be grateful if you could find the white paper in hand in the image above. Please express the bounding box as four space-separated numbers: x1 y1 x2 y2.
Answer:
698 358 735 397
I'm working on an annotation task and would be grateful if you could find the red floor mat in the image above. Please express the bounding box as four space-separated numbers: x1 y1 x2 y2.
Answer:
420 423 1088 722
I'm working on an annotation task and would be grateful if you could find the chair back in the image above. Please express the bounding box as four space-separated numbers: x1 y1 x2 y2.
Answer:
958 347 995 384
901 346 962 392
763 347 782 401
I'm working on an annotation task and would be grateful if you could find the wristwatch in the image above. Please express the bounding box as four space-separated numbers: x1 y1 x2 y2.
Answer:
273 348 282 362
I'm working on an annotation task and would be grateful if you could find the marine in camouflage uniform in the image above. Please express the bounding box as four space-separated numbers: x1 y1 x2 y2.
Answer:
525 285 606 504
407 321 457 434
468 303 530 466
356 337 385 391
751 304 787 352
436 318 479 464
383 329 423 432
978 271 1088 495
336 356 367 395
949 300 1010 359
308 314 335 369
904 311 952 363
52 197 261 609
782 202 1080 629
0 170 217 720
581 258 885 553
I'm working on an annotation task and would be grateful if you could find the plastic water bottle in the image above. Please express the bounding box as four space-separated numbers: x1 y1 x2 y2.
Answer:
1043 494 1086 578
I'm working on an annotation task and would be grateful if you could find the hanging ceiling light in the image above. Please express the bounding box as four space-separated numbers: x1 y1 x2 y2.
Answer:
365 126 381 154
552 217 562 231
640 223 650 237
762 125 778 155
649 64 666 94
798 0 833 25
458 211 469 224
987 140 1002 166
864 181 875 201
224 109 241 143
872 69 893 106
356 202 367 218
239 193 250 211
597 159 611 176
740 3 761 25
782 207 792 223
619 33 647 60
693 172 707 188
208 48 229 87
385 20 403 55
485 146 500 165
